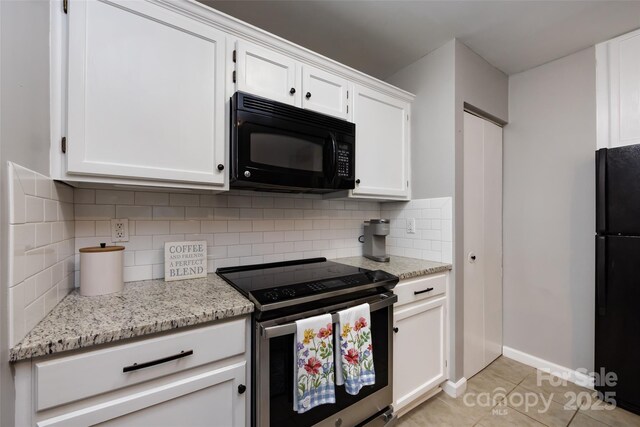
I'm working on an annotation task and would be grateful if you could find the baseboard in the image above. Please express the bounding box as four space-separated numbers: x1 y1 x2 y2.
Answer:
502 346 595 389
442 377 467 398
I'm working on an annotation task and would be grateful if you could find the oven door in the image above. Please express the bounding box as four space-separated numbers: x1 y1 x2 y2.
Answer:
255 292 397 427
232 110 353 192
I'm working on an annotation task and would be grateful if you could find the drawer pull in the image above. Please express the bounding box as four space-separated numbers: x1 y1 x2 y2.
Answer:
414 287 434 295
123 350 194 373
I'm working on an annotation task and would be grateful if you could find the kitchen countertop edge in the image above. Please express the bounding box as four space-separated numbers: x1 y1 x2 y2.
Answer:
334 255 452 280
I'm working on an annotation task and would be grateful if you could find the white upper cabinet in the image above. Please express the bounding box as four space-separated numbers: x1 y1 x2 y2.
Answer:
235 40 298 105
352 85 410 199
66 0 226 186
301 65 350 120
597 28 640 149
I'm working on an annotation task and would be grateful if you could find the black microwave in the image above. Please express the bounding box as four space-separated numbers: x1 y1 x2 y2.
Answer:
230 91 355 193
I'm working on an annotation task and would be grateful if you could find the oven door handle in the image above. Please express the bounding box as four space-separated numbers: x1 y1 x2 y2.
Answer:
260 293 398 339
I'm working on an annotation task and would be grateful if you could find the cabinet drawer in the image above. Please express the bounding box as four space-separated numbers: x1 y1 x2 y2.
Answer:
394 274 447 306
35 318 246 411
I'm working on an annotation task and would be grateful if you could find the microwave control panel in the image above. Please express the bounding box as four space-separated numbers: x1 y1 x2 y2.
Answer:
337 144 352 178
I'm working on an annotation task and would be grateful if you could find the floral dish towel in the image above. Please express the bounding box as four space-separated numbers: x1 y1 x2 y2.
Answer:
335 303 375 395
294 313 336 413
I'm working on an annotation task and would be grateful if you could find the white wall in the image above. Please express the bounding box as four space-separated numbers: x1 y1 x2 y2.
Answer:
503 47 596 372
453 40 508 381
386 40 456 200
0 1 52 425
387 39 508 381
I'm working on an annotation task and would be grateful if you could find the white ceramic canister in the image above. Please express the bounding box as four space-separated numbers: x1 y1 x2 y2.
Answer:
79 244 125 296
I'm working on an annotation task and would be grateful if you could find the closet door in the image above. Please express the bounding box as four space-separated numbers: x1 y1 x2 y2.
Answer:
463 112 503 379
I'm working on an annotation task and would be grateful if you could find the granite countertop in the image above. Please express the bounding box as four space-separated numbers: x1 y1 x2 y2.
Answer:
335 255 452 280
10 274 253 362
10 256 449 362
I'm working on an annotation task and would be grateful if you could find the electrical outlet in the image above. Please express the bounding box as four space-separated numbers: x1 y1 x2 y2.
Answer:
111 219 129 242
407 218 416 234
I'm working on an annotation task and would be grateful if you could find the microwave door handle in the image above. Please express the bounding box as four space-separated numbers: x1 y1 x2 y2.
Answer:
260 293 398 339
329 133 338 179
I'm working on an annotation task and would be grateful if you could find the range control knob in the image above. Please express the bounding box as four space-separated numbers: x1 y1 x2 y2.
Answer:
244 170 251 178
281 289 296 298
264 291 280 301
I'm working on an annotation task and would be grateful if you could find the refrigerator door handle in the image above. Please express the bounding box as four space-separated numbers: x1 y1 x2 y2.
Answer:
596 236 607 316
596 148 607 234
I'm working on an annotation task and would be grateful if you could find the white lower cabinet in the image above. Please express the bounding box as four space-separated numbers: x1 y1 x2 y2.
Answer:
15 318 250 427
393 274 449 415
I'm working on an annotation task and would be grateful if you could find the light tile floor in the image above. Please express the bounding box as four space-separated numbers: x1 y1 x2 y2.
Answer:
397 356 640 427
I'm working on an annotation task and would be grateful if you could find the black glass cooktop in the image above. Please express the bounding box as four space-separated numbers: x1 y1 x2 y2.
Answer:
216 258 397 310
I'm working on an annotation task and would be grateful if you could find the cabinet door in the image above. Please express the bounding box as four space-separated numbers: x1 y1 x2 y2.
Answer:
598 28 640 148
66 0 226 185
301 65 350 120
393 297 446 412
37 363 246 427
236 41 298 105
352 85 409 199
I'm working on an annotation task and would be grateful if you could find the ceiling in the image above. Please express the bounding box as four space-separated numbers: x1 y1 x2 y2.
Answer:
203 1 640 79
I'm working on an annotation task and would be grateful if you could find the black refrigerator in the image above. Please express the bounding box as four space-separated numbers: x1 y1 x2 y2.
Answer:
596 144 640 414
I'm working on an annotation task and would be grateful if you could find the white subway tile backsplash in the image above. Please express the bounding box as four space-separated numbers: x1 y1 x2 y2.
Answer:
7 163 76 346
153 206 185 220
135 191 169 206
137 220 170 236
264 231 284 243
214 232 240 246
124 265 153 282
170 220 200 234
228 195 253 208
96 190 134 205
228 244 252 257
8 168 382 345
95 220 111 236
384 197 453 263
294 199 313 209
35 223 52 247
116 205 153 220
201 220 228 233
185 207 214 220
25 196 44 223
75 204 115 220
239 232 263 244
252 220 274 232
169 193 199 207
200 194 227 207
226 220 252 233
135 250 164 266
74 189 95 204
44 199 58 222
214 207 240 220
274 197 295 209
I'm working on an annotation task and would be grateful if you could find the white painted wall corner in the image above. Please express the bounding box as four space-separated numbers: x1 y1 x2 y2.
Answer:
441 377 468 398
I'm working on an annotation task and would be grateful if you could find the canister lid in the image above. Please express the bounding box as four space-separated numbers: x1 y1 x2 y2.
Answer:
79 243 125 253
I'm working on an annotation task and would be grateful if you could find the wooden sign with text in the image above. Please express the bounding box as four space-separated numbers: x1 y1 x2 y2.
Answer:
164 241 207 282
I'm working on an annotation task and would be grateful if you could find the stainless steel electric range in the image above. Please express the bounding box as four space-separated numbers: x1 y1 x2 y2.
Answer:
217 258 399 427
